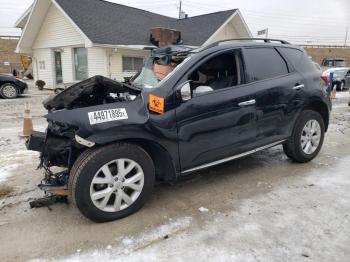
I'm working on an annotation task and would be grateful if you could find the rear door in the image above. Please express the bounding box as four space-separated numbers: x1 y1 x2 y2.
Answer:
242 46 305 145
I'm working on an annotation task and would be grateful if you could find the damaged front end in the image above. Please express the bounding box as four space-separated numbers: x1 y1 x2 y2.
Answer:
26 76 144 202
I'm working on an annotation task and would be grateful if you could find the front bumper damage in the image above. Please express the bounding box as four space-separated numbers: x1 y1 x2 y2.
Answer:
26 76 144 208
26 130 72 207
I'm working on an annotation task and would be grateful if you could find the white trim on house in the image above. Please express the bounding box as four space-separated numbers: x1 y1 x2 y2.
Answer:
93 44 156 50
15 0 39 53
14 4 32 28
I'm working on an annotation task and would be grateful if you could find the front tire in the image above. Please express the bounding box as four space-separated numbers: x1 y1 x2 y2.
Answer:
69 143 155 222
0 83 18 99
283 110 325 163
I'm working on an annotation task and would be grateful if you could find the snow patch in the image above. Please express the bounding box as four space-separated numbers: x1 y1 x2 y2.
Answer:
0 164 19 183
198 207 209 212
119 216 192 251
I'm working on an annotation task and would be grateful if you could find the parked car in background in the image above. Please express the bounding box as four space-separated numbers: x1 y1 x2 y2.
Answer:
322 67 350 91
27 39 331 222
0 74 28 99
321 58 347 68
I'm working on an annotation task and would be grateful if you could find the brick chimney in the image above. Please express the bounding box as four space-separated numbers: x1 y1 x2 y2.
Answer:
150 27 181 47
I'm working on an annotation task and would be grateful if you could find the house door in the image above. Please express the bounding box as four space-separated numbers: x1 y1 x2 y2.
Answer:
54 51 63 84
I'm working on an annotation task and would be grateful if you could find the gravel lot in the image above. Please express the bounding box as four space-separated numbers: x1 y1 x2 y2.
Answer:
0 86 350 262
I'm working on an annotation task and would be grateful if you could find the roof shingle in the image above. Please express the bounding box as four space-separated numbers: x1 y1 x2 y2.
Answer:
55 0 236 46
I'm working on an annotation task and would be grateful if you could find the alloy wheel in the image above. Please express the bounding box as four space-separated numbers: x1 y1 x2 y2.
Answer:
300 120 321 155
2 85 17 98
90 158 144 212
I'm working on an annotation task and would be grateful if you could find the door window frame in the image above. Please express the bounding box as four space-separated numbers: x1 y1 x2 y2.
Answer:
241 46 292 84
176 48 247 99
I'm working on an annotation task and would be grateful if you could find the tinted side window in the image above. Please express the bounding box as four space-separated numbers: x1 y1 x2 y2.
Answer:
278 47 303 68
244 48 288 81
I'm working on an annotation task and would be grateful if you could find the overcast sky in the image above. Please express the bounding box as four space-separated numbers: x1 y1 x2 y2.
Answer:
0 0 349 45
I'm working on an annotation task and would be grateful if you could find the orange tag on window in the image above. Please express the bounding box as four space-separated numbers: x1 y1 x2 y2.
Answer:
149 94 164 114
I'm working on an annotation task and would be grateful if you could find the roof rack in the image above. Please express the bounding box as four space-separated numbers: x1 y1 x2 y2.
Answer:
204 38 291 49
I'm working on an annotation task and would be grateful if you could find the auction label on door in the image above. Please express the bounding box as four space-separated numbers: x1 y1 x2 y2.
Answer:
149 94 164 114
88 108 128 125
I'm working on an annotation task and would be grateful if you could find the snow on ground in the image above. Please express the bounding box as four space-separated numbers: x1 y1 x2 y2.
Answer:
198 207 209 212
31 217 193 262
0 126 45 185
0 164 19 183
31 156 350 262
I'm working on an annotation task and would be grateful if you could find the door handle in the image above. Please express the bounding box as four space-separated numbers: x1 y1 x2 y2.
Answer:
293 84 304 90
238 99 256 107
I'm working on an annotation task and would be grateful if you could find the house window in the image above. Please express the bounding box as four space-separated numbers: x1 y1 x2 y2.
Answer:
39 61 46 70
122 56 143 72
73 47 88 80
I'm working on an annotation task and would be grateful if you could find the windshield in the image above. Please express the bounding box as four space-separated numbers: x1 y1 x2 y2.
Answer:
131 55 192 89
335 60 346 67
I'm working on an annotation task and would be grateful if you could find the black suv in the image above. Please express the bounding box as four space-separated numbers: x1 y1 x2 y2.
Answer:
27 39 331 222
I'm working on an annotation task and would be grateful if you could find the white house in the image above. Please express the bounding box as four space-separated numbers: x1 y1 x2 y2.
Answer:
16 0 252 89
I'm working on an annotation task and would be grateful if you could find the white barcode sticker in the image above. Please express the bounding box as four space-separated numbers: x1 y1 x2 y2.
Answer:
88 108 128 125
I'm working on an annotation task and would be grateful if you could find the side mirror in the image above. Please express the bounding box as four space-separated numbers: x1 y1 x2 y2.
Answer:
193 86 213 97
178 81 192 101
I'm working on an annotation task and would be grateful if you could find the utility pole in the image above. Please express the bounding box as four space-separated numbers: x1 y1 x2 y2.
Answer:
345 27 348 46
179 0 182 19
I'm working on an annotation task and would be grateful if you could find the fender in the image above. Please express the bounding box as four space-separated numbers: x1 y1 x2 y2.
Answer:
292 94 331 134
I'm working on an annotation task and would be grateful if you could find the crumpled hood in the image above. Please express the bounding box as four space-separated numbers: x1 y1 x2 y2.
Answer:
45 94 149 138
43 75 140 111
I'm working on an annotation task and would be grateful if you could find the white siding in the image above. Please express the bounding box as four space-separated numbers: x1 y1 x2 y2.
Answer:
206 20 239 45
110 49 150 81
33 48 54 88
33 4 84 49
88 48 108 77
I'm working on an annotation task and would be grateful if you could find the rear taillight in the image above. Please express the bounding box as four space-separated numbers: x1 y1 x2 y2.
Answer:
321 76 329 87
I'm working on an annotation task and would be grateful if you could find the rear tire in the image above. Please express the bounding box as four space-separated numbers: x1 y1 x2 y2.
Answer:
283 110 325 163
69 143 155 222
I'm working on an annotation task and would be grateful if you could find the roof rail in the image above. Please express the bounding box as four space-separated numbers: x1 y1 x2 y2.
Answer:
204 38 291 49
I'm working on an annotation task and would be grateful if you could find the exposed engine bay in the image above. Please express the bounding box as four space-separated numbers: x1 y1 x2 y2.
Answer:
43 75 141 111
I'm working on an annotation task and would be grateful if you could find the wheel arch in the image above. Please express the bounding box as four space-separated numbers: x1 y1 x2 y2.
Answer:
82 126 179 182
303 100 329 131
75 137 178 183
122 138 178 183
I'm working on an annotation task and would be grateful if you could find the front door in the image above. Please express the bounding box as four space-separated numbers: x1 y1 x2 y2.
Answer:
175 49 258 172
54 51 63 84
